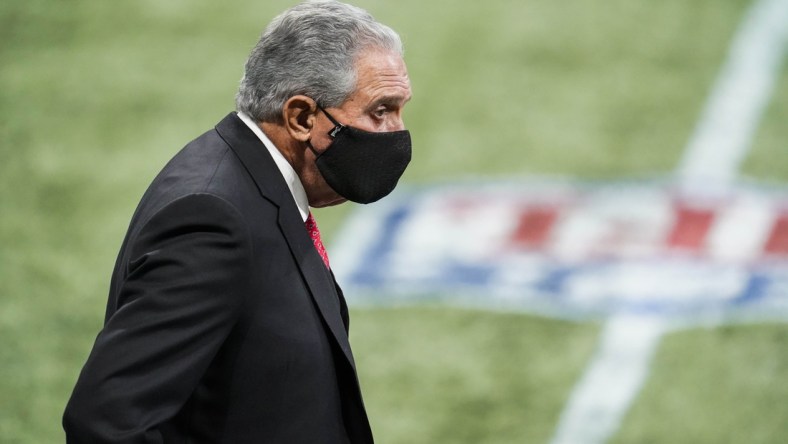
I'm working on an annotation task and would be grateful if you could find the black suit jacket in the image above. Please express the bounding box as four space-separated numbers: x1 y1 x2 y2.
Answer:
64 113 373 443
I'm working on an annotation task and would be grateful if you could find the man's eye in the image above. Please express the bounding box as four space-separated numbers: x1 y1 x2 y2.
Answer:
374 107 388 118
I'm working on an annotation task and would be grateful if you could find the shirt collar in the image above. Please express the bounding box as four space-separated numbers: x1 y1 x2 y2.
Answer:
237 111 309 222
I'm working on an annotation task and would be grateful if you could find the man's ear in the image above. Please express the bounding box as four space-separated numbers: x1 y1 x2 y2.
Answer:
282 95 318 142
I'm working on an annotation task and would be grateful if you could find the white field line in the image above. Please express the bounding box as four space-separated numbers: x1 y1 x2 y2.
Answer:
549 1 788 443
550 316 667 444
677 0 788 188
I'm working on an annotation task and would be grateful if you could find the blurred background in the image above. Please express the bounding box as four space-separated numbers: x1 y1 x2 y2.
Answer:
1 0 786 442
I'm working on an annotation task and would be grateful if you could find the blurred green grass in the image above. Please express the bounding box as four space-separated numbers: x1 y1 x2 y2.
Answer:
612 324 788 444
350 307 599 443
1 0 786 443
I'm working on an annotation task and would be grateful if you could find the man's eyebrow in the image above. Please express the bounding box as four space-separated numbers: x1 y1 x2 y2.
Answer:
367 94 412 109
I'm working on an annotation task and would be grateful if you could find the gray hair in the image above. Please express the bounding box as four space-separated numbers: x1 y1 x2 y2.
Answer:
236 0 403 123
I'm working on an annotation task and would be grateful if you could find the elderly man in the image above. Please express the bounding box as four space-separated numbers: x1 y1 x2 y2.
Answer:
63 1 411 442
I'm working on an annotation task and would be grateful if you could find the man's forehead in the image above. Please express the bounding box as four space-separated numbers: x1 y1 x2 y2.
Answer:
356 48 407 72
354 51 411 101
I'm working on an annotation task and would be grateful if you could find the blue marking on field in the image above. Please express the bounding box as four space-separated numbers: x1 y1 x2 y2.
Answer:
536 267 573 295
445 261 496 286
349 203 411 286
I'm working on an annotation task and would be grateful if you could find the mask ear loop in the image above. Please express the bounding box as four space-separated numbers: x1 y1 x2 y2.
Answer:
307 104 346 157
317 105 347 138
305 139 321 158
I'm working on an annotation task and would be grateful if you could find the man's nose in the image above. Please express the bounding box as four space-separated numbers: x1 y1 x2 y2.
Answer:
387 115 406 132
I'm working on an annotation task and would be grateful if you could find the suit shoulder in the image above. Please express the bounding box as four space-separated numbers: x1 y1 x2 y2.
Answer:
122 130 254 235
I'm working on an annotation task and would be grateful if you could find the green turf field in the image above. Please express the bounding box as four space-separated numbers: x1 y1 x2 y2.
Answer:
1 0 786 442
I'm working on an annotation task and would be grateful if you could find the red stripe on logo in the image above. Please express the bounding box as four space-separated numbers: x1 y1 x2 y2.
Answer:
667 204 715 252
764 213 788 256
510 207 558 250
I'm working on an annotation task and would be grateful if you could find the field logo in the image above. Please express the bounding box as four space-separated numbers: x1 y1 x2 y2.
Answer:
332 180 788 323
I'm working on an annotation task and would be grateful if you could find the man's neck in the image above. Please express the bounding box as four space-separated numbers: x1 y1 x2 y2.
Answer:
261 121 301 173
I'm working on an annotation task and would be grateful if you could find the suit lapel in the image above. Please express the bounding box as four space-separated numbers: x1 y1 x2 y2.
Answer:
214 112 357 369
276 205 357 367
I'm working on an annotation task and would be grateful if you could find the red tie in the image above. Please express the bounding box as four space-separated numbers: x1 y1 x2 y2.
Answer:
305 212 330 268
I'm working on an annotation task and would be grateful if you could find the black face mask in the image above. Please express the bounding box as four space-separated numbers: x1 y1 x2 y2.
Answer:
307 106 411 204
